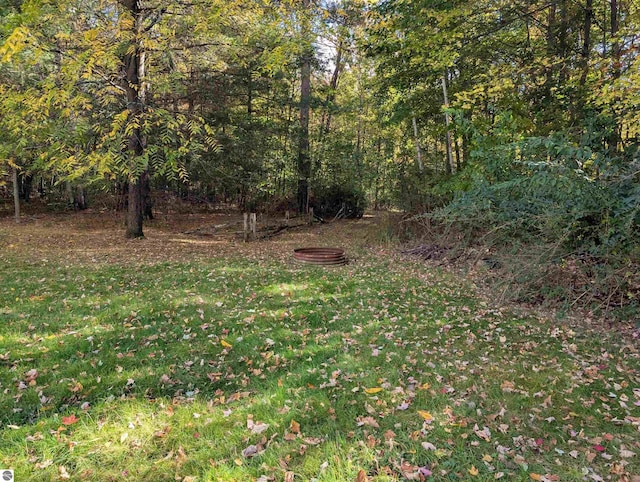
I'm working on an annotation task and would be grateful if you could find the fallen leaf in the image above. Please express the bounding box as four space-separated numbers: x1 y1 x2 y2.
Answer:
62 414 79 426
364 387 383 394
221 340 232 348
289 419 300 434
399 461 422 480
356 416 379 428
247 417 270 435
35 460 53 470
501 380 515 392
355 469 369 482
417 410 433 421
242 445 260 458
58 466 71 479
153 426 171 438
473 424 491 442
469 466 479 476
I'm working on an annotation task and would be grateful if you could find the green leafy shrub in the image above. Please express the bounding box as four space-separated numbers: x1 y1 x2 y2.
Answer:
430 132 639 255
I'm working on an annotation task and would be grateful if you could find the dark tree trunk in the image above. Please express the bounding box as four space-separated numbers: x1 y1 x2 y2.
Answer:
611 0 620 77
247 68 253 116
297 0 312 214
18 173 32 202
544 3 557 99
609 0 621 153
121 0 147 238
142 170 153 220
12 166 20 224
579 0 593 87
126 178 144 239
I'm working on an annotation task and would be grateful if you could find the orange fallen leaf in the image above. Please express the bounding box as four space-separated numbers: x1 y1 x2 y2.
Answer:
289 419 300 434
530 474 542 481
469 466 479 476
61 414 79 426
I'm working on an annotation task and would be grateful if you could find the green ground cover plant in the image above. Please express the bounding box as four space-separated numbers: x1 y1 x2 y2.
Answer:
0 215 638 481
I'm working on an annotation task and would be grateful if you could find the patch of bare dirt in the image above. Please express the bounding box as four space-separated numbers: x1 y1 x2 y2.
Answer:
0 211 380 267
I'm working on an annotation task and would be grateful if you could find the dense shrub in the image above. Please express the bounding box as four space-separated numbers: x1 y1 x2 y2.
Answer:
428 132 640 255
312 184 366 219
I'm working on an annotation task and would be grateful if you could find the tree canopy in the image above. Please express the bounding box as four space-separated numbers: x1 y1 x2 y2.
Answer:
0 0 637 252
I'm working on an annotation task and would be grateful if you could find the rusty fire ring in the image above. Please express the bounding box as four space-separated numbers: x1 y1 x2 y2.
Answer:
293 247 347 266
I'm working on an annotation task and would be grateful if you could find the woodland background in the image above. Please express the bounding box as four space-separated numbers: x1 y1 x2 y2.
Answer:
1 0 639 318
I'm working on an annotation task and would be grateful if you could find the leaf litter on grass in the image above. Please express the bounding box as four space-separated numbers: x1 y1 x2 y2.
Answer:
0 213 638 481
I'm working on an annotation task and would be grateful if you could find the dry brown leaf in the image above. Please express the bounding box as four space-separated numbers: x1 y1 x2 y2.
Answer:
356 416 380 428
355 469 369 482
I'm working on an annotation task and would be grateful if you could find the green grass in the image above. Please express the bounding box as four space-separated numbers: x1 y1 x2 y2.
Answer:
0 239 638 481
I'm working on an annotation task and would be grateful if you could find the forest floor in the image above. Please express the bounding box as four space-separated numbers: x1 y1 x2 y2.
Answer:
0 211 639 481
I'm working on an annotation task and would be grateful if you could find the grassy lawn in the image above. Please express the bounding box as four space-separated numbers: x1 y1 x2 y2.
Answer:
0 214 638 481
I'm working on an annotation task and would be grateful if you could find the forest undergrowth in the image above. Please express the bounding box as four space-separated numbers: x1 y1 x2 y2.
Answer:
388 211 640 327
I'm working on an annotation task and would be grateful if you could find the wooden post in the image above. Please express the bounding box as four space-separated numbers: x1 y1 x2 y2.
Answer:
12 166 20 224
243 212 249 242
285 210 290 227
250 213 257 238
308 207 314 225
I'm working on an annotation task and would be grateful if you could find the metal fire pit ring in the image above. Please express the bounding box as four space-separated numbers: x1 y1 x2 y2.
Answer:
293 247 347 266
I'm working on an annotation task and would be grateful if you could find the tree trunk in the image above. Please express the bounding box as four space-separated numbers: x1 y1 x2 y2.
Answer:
126 178 144 238
18 173 32 202
321 41 343 139
122 0 147 238
142 170 153 220
579 0 593 87
544 3 557 98
609 0 621 153
557 0 569 84
611 0 620 78
442 74 455 175
247 68 253 116
76 185 87 210
12 166 20 224
297 0 312 214
412 116 423 172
